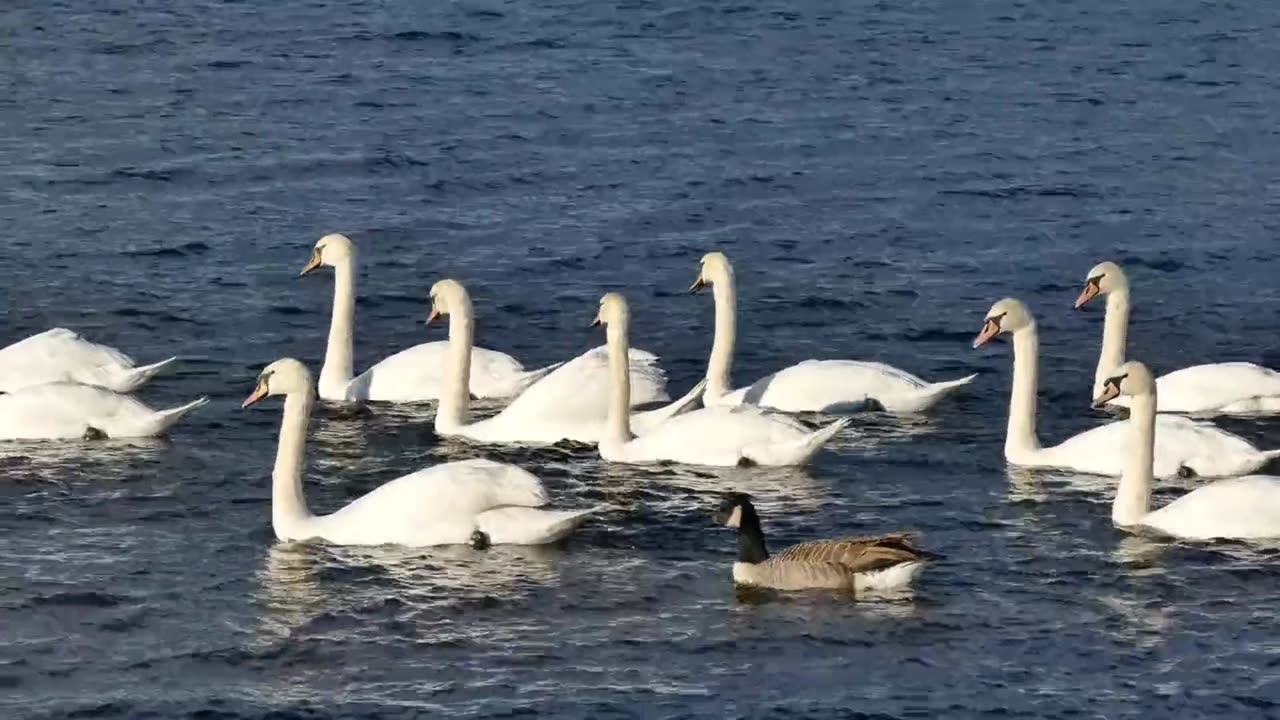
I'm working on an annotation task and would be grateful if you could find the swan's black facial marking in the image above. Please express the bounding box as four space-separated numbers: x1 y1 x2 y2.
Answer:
986 312 1007 331
1087 274 1104 288
470 530 491 550
1104 373 1128 393
258 370 274 393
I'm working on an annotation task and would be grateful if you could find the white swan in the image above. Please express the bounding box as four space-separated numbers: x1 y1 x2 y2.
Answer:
301 234 558 402
242 358 596 546
691 252 975 413
1075 260 1280 415
0 328 177 393
594 292 849 466
1095 361 1280 539
430 280 700 445
0 383 207 440
974 298 1280 478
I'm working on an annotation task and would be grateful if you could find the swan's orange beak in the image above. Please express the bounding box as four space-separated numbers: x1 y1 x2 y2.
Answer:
1091 382 1121 409
1074 278 1101 309
425 307 440 326
300 250 323 276
242 382 269 409
973 318 1001 348
689 276 705 293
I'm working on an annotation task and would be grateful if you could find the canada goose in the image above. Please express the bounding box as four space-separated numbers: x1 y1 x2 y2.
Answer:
713 493 932 594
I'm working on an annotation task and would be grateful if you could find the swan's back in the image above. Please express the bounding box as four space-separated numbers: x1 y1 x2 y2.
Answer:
735 360 930 411
1044 415 1267 478
349 342 525 401
1145 476 1280 539
1154 363 1280 411
494 345 668 425
618 406 811 465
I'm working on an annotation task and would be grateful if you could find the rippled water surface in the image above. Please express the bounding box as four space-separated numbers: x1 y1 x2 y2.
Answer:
4 1 1280 718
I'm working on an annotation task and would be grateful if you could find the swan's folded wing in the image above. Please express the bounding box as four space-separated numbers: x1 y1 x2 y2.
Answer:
495 345 668 425
774 533 927 573
0 328 138 391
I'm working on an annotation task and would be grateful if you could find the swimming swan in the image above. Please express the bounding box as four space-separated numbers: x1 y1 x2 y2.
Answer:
429 280 700 445
594 292 849 466
714 493 931 593
0 383 207 440
0 328 177 393
691 252 975 413
301 233 557 402
242 358 596 546
1094 361 1280 539
1075 260 1280 415
974 298 1280 478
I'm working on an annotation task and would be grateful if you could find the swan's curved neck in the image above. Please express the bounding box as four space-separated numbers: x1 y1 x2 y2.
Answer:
1095 289 1131 395
602 317 635 452
1114 389 1156 527
435 299 473 435
319 259 357 397
705 274 737 402
273 389 316 538
1006 325 1042 459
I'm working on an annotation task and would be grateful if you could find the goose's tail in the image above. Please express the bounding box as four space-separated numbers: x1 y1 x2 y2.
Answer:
745 417 852 467
113 357 179 393
145 396 209 436
630 379 707 435
891 373 978 413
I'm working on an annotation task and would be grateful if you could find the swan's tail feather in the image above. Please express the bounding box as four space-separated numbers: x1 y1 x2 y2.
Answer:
114 357 179 393
630 379 706 435
894 373 977 413
478 505 600 545
146 396 209 436
746 417 851 467
1262 449 1280 463
508 361 564 395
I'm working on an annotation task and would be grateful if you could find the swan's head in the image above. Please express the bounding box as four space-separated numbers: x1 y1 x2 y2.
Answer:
1091 360 1154 408
689 251 733 293
1074 261 1127 308
713 492 756 529
242 358 312 408
426 279 470 326
973 298 1034 348
300 233 355 275
592 292 629 328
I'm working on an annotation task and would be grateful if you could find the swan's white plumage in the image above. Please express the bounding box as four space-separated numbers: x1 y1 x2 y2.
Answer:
247 358 595 547
976 298 1278 478
594 292 848 467
303 233 554 402
429 279 688 446
1100 360 1280 540
693 252 973 413
0 382 207 440
0 328 177 393
1079 261 1280 416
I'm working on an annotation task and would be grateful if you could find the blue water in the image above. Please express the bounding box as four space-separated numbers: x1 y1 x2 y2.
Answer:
3 0 1280 717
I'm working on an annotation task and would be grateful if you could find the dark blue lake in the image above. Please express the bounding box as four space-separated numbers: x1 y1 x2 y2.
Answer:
3 1 1280 718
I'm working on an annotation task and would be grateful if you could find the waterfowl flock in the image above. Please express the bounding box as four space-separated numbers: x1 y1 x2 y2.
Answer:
3 236 1280 595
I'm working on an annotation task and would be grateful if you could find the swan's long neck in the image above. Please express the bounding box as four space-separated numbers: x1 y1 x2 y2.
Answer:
319 259 357 396
273 389 315 538
1006 324 1042 459
1114 388 1156 527
435 298 473 435
706 274 737 401
602 317 635 450
1095 289 1131 396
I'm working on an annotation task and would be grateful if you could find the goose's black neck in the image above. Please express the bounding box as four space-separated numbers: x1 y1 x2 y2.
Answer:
736 503 769 564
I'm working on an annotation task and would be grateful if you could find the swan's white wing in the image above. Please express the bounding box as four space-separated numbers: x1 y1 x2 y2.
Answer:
348 342 527 402
1154 363 1280 413
1039 415 1268 478
476 506 597 544
312 459 549 545
1145 475 1280 539
0 329 137 392
494 345 668 425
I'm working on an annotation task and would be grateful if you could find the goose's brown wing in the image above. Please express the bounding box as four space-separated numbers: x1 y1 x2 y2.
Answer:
774 533 928 574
